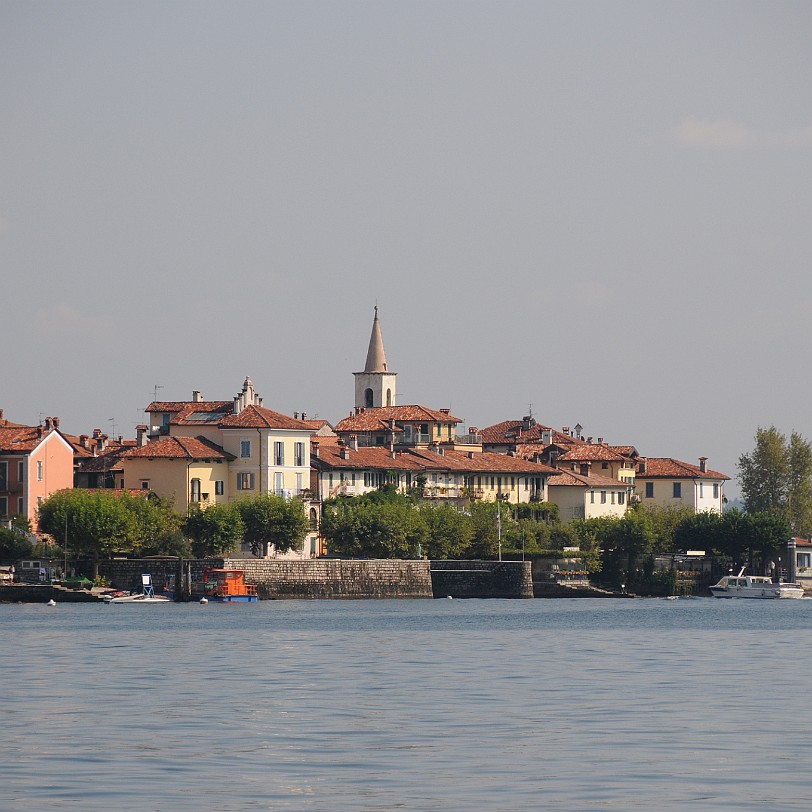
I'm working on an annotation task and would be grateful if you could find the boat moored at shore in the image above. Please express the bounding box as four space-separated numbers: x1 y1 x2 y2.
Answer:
165 567 258 602
710 568 805 599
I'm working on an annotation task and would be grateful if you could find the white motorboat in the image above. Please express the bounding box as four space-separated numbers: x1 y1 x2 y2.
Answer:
710 568 805 599
104 573 171 604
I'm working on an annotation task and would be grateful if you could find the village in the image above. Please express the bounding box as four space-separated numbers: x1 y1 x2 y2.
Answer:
1 308 759 597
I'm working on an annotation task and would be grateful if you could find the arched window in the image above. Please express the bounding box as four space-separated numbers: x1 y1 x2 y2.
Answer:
364 388 374 407
386 388 392 406
309 507 318 530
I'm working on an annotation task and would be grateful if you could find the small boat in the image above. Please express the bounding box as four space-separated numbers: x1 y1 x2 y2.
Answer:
104 574 171 604
710 567 805 599
165 567 258 603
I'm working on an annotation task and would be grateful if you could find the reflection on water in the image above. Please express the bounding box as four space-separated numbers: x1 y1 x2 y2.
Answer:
3 598 812 811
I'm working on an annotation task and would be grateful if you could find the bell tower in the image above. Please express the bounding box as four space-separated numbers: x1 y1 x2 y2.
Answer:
354 307 397 409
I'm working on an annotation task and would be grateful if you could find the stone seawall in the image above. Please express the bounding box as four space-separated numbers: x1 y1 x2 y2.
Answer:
99 558 534 599
99 558 434 600
0 584 103 603
430 560 533 599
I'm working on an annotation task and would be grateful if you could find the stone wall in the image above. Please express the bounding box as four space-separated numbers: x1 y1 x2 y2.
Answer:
99 558 535 599
0 584 103 603
100 558 434 600
430 560 533 599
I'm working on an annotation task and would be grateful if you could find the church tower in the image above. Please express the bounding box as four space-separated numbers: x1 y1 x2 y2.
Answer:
354 307 397 409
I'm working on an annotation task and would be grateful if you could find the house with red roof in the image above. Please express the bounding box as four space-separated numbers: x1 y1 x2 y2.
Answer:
135 377 319 557
547 468 631 520
0 413 74 532
635 457 729 514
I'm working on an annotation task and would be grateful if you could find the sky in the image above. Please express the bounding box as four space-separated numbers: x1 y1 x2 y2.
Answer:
2 1 811 499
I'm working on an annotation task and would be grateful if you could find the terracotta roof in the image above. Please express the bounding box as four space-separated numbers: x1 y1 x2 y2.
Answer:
557 444 626 463
313 445 427 471
609 445 639 458
121 435 234 461
219 405 314 431
548 470 629 488
480 419 585 448
0 426 55 454
637 458 730 480
405 448 558 475
335 405 462 433
146 400 232 414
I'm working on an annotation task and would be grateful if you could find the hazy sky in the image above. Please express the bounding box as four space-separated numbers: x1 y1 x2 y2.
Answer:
3 1 811 498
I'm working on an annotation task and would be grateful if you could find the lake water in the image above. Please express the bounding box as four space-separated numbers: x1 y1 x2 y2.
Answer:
3 597 812 811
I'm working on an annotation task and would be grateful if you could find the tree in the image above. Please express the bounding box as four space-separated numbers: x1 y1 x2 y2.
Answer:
236 495 308 557
738 426 812 535
183 503 244 558
418 503 472 559
0 524 33 563
38 489 137 578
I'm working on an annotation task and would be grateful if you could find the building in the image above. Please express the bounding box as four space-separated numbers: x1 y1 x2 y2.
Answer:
547 468 630 521
354 306 397 409
0 413 75 532
635 457 729 514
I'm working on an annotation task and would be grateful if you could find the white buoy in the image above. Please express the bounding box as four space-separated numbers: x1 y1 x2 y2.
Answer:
47 599 56 606
199 597 208 604
447 595 453 599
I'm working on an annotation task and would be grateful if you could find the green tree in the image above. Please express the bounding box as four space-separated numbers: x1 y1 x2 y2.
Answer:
738 427 812 535
38 489 137 578
0 524 33 563
419 503 473 558
236 494 308 556
184 503 244 558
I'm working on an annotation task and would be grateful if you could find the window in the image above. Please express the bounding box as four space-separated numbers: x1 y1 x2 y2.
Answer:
699 482 704 498
190 478 201 502
294 442 305 466
296 473 303 493
237 472 255 490
618 491 625 505
798 553 811 569
274 441 285 466
18 497 23 514
37 460 43 481
0 496 6 516
601 491 607 504
240 440 251 459
673 482 682 498
18 461 24 482
215 480 224 496
365 388 374 408
601 462 608 469
0 462 6 490
645 482 654 498
274 472 284 494
141 480 150 490
611 492 616 504
713 483 719 499
590 490 595 504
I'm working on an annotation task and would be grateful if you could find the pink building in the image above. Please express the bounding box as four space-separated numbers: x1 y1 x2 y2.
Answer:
0 413 75 532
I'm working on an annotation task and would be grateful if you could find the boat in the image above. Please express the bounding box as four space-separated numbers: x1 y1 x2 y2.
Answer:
710 567 805 599
104 574 171 604
165 567 258 602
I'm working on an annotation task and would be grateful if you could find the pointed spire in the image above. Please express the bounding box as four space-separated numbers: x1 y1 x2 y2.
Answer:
364 306 388 373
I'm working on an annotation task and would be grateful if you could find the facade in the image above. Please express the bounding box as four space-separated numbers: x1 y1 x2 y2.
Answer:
121 436 234 513
335 404 463 449
634 457 729 514
311 438 555 504
555 443 637 486
0 415 75 532
547 469 630 521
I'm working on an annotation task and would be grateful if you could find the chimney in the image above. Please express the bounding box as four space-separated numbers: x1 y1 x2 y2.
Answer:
301 412 307 421
349 435 358 451
93 428 102 438
79 434 88 449
136 425 148 447
339 440 350 460
597 437 603 444
562 426 570 436
699 457 707 473
639 459 647 475
311 441 319 459
523 415 532 431
440 408 450 415
580 462 591 477
44 417 53 431
294 412 299 420
468 451 475 459
36 426 43 438
192 390 203 402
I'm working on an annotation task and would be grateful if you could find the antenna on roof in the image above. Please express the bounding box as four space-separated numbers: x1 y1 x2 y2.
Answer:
109 417 116 438
153 384 163 402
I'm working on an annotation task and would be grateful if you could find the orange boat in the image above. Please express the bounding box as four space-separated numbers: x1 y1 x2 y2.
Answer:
166 567 258 602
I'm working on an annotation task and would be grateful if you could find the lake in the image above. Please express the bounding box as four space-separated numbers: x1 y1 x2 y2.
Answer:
3 597 812 811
